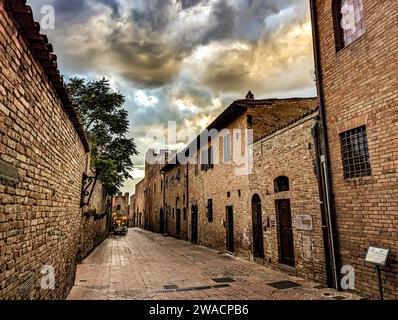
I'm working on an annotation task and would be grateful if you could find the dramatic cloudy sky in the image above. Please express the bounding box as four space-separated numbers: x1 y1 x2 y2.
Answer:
28 0 316 193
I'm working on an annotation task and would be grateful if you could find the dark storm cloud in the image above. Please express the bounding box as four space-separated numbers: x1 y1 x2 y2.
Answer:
131 0 175 32
177 0 203 10
97 0 121 17
29 0 311 88
27 0 316 193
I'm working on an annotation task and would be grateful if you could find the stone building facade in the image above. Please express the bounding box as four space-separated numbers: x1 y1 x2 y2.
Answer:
310 0 398 299
133 179 146 228
0 1 108 299
129 194 135 227
162 162 189 240
112 193 130 216
145 149 168 232
133 96 327 284
185 97 319 259
80 176 111 260
250 111 328 283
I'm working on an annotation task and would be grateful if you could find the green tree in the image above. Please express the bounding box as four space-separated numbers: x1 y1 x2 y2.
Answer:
67 77 138 195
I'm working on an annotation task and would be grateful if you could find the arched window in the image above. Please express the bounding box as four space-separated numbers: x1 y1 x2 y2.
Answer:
333 0 366 50
274 176 289 193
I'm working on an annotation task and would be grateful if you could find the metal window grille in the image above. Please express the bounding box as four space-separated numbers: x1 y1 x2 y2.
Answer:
340 125 371 179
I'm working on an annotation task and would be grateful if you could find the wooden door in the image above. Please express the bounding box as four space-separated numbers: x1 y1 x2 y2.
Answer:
176 209 181 236
252 195 264 258
226 206 234 253
191 205 198 244
277 199 295 266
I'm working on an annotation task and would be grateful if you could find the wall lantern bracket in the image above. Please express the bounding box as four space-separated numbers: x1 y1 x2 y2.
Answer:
80 173 99 208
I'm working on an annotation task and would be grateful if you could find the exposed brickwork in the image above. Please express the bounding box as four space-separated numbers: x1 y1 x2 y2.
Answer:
144 150 167 233
112 193 130 217
313 0 398 299
80 178 110 260
0 1 107 299
134 97 325 285
163 163 189 240
133 179 146 229
251 112 327 283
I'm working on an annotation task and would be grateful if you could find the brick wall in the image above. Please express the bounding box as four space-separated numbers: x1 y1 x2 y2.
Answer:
164 164 189 240
144 150 166 233
0 1 108 299
250 112 327 283
80 178 110 260
188 115 252 258
150 98 319 266
313 0 398 298
133 180 146 228
129 194 136 227
112 193 130 216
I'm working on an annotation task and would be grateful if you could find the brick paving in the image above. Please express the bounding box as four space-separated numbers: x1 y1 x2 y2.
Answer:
67 228 360 300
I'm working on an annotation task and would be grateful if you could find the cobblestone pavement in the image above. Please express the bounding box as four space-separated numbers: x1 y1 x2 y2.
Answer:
67 228 360 300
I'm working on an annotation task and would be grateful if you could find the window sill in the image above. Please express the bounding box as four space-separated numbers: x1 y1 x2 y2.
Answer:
336 33 367 55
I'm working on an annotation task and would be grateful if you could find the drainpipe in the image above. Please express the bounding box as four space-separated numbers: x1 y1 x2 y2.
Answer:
161 171 166 234
186 163 189 240
309 0 340 290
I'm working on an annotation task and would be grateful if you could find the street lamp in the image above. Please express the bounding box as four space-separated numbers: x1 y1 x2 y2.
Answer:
80 173 99 208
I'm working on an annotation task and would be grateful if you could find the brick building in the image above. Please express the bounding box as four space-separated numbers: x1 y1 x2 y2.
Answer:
162 161 189 240
0 0 109 299
145 149 169 232
184 96 318 259
134 96 328 284
129 194 135 227
310 0 398 298
132 179 145 229
250 110 328 283
112 193 130 217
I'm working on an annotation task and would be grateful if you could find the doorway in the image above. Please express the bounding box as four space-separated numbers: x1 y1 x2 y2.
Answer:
159 208 165 233
276 199 295 267
226 206 234 253
251 194 264 258
191 205 198 244
176 208 181 236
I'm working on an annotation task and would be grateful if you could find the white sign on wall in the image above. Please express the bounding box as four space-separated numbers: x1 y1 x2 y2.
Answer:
296 215 313 231
365 246 390 266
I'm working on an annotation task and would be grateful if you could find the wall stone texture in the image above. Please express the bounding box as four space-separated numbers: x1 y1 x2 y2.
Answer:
251 112 327 283
0 1 108 299
134 97 325 285
313 0 398 299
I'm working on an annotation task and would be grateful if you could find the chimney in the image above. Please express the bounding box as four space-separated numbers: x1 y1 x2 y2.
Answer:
246 91 254 100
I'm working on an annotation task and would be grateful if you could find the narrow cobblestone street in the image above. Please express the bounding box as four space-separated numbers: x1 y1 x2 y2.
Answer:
67 229 360 300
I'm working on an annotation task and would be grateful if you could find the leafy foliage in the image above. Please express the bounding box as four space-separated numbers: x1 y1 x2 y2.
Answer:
67 77 138 195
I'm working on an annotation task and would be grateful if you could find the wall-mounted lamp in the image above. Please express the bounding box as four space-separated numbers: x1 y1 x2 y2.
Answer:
80 173 99 207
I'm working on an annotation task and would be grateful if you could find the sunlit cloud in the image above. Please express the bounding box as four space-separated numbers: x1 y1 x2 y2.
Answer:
27 0 316 193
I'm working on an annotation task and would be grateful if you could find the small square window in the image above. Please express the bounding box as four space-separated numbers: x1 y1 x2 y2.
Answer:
340 125 371 179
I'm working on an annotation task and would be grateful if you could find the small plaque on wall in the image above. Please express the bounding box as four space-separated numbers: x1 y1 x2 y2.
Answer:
270 215 276 227
296 215 313 231
365 246 390 266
